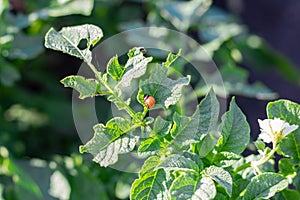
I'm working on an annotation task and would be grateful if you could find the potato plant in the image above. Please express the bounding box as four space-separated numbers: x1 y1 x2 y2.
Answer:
45 24 300 200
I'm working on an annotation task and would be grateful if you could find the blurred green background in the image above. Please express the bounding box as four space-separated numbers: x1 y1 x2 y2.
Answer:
0 0 299 199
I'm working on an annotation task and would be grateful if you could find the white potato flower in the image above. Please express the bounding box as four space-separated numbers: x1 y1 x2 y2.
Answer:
258 118 298 143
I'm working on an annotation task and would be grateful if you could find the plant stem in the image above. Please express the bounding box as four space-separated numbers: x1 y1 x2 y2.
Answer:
86 61 142 123
233 162 251 174
251 142 278 175
234 142 278 175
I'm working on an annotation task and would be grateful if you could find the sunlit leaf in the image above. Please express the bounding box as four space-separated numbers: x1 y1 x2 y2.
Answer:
138 116 172 155
107 55 125 81
79 117 139 167
169 89 219 150
61 75 100 99
139 156 161 177
130 169 168 200
118 47 152 87
196 133 216 157
243 173 288 199
45 24 103 62
140 64 190 108
170 173 216 200
157 0 212 31
163 49 181 67
212 152 241 168
217 98 250 154
157 154 200 173
203 166 232 196
49 170 71 200
47 0 94 17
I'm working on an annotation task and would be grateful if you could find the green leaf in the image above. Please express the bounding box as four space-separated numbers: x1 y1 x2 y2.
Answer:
138 138 162 156
8 32 44 60
139 156 161 177
45 24 103 62
157 0 212 31
152 116 173 137
23 0 93 22
137 87 147 107
70 163 109 200
278 131 300 163
196 133 216 157
157 154 200 173
163 49 181 67
46 0 94 17
181 152 204 170
127 47 145 58
254 140 266 152
0 147 43 199
169 89 219 150
231 176 249 200
278 158 295 176
170 173 216 200
119 48 153 87
0 0 9 15
278 189 300 200
203 166 233 196
130 169 168 200
1 0 93 29
243 173 288 200
217 98 250 154
60 75 100 99
267 100 300 161
220 64 277 100
138 117 172 155
107 56 125 81
267 99 300 125
214 193 229 200
79 117 139 167
238 36 300 84
194 64 277 100
213 152 241 168
140 64 190 108
294 168 300 193
107 93 131 111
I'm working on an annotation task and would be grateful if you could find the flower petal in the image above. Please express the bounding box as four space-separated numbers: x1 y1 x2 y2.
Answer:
270 118 285 133
258 119 272 133
282 124 299 136
258 132 273 143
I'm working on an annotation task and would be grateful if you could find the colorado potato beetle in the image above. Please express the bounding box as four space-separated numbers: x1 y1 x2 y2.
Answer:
144 95 155 108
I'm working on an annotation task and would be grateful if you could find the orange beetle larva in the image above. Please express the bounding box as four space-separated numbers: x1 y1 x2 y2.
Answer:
144 95 155 108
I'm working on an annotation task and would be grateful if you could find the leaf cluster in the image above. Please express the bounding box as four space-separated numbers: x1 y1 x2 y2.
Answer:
45 24 300 200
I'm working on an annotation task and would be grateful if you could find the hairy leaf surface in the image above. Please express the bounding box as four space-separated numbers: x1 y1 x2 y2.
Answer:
60 75 99 99
140 64 190 108
131 169 168 200
169 89 219 150
45 24 102 62
79 117 139 167
243 173 288 200
217 98 250 154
